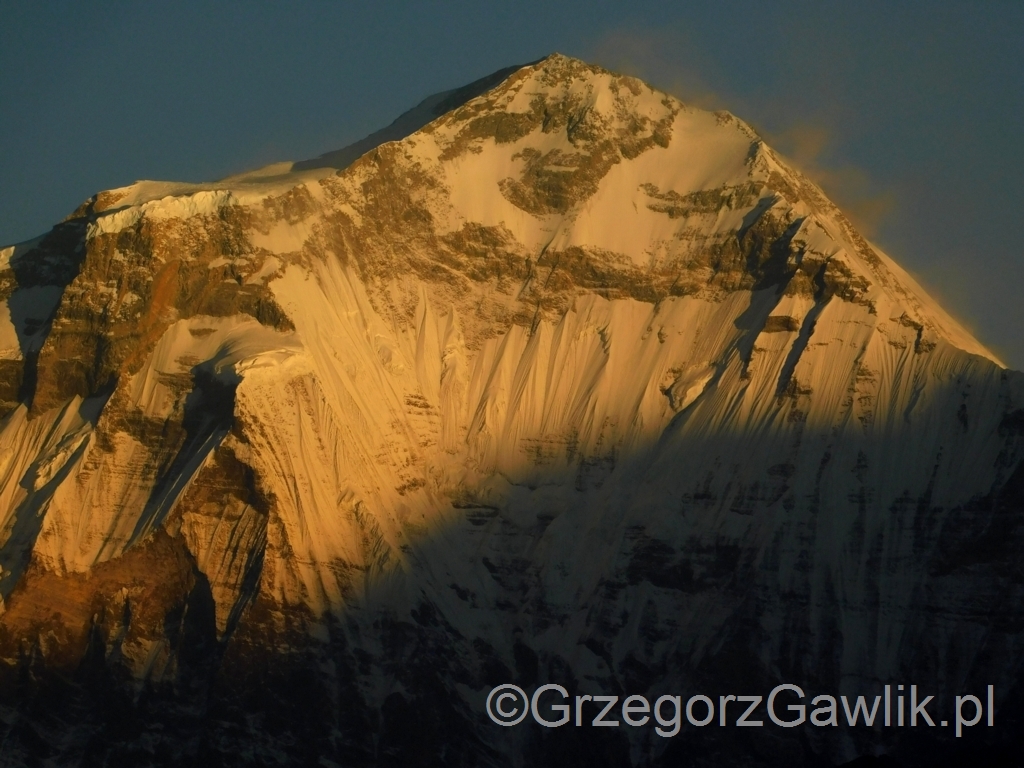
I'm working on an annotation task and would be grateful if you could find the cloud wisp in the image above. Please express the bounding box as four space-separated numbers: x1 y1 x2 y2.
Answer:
586 26 896 239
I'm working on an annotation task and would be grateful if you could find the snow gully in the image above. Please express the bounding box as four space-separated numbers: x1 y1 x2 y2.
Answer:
486 683 996 738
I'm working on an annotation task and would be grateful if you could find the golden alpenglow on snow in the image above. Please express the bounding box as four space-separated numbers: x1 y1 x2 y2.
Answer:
0 55 1021 766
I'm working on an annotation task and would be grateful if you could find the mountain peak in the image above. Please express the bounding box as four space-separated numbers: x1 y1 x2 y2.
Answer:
1 56 1021 766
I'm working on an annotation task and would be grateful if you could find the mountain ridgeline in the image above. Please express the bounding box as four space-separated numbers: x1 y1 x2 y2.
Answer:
1 54 1023 767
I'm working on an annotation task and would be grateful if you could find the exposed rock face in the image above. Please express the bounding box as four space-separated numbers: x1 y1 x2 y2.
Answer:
1 54 1023 766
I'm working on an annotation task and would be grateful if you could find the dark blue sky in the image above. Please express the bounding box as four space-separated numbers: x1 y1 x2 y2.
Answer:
2 1 1022 366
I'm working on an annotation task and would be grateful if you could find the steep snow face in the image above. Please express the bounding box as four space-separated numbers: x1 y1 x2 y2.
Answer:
30 316 302 572
1 53 1023 766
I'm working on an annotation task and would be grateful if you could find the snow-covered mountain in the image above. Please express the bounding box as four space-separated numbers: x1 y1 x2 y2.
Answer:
1 54 1023 766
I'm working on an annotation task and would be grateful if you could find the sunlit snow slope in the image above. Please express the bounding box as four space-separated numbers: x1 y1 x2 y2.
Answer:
1 54 1023 767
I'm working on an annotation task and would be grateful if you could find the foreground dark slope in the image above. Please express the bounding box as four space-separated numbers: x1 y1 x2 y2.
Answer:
0 54 1023 766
